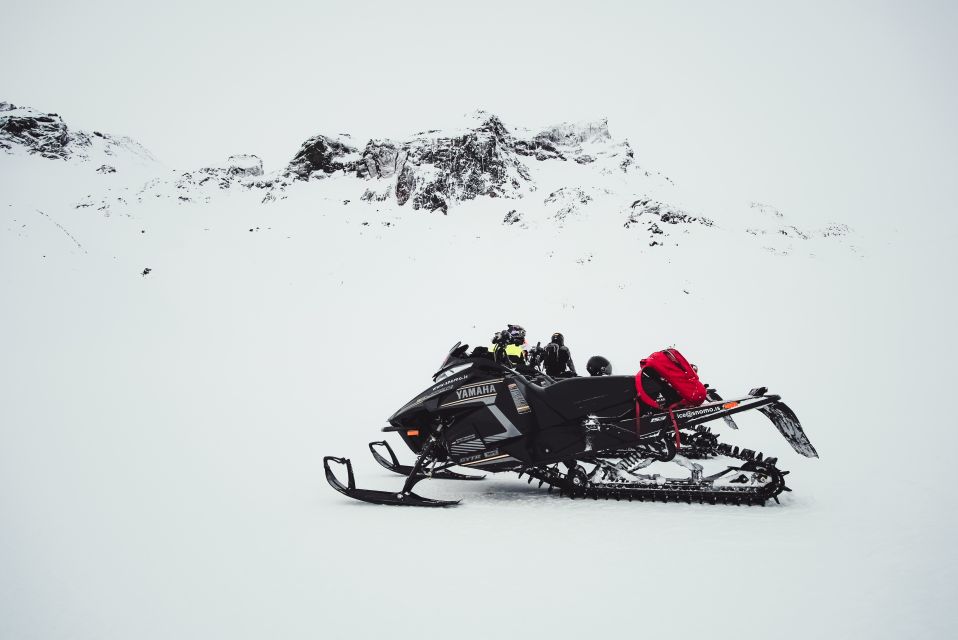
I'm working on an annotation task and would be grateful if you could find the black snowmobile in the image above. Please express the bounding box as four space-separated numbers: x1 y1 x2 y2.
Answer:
324 342 818 507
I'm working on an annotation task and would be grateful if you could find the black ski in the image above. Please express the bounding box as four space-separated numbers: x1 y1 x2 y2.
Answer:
323 456 459 507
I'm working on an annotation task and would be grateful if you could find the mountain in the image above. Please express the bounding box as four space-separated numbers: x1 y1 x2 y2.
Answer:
0 101 853 254
0 101 156 168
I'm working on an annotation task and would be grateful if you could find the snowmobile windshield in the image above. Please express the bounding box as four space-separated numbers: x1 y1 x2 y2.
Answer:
434 362 473 382
435 342 471 379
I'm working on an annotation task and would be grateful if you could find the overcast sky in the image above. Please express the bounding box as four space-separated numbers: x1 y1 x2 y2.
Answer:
3 0 957 231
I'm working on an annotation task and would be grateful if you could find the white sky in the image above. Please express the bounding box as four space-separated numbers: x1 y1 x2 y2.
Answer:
2 0 957 231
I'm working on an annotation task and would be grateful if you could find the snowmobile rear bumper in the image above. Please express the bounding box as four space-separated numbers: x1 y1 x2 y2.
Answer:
323 456 460 507
758 400 818 458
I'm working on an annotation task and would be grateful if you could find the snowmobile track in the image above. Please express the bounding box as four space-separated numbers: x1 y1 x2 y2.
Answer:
517 439 789 506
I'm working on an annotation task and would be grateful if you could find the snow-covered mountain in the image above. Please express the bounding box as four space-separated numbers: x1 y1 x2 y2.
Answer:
0 101 156 168
1 102 853 254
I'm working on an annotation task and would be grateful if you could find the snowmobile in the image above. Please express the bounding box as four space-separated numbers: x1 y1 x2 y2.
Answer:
324 342 818 507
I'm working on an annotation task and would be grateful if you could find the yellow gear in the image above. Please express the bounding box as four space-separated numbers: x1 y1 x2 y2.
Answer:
492 343 526 362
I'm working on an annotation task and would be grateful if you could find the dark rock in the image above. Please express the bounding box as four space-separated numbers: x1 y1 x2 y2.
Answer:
358 140 405 179
226 155 263 177
399 114 530 209
545 187 592 222
287 134 358 180
395 163 415 206
0 108 70 158
625 198 713 228
514 136 566 161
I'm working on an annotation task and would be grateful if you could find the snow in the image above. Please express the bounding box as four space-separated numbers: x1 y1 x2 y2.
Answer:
1 109 957 640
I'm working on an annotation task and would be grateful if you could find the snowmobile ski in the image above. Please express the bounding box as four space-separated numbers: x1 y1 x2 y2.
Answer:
323 456 459 507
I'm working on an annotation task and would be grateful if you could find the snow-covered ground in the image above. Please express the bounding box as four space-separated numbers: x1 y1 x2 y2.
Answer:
1 109 956 640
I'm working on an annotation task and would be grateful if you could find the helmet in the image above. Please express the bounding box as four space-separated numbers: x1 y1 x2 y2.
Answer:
550 332 564 347
586 355 612 376
507 324 526 346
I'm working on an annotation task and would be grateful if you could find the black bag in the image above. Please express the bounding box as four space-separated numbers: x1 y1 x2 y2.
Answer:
543 343 570 375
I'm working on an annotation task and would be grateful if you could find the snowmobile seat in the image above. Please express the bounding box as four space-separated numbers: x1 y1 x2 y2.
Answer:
516 375 636 428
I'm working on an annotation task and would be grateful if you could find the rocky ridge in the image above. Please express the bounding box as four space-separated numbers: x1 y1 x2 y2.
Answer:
0 101 154 165
1 100 853 250
279 112 633 214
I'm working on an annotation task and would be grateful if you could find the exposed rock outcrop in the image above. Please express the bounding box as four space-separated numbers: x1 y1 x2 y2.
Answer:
227 154 263 177
287 134 358 180
0 101 155 164
0 102 70 158
286 113 637 213
358 140 404 179
625 198 714 246
546 187 593 223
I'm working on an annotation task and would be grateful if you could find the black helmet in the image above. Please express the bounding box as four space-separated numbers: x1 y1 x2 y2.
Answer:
507 324 526 346
587 355 612 376
550 332 564 347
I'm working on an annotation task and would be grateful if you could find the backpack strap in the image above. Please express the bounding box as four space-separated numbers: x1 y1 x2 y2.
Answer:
667 404 682 449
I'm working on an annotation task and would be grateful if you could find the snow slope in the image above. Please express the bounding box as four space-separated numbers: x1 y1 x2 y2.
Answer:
1 105 956 640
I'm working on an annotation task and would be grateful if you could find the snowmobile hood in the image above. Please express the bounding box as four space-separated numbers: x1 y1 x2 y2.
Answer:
387 356 510 424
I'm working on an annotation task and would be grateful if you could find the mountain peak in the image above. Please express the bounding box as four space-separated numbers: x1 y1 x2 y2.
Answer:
0 100 156 165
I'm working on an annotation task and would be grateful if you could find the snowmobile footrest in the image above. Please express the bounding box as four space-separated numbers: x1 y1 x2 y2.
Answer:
323 456 460 507
369 441 484 481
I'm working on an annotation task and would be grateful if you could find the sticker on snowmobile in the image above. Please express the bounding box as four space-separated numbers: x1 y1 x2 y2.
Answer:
455 384 497 400
440 380 501 407
674 405 724 420
461 449 500 463
508 382 530 414
461 451 520 467
450 437 487 454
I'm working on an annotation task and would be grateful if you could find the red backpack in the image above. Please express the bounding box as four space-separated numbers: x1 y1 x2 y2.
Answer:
636 348 707 410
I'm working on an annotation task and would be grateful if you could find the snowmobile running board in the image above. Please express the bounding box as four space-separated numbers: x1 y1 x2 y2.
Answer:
369 441 485 481
323 456 460 507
